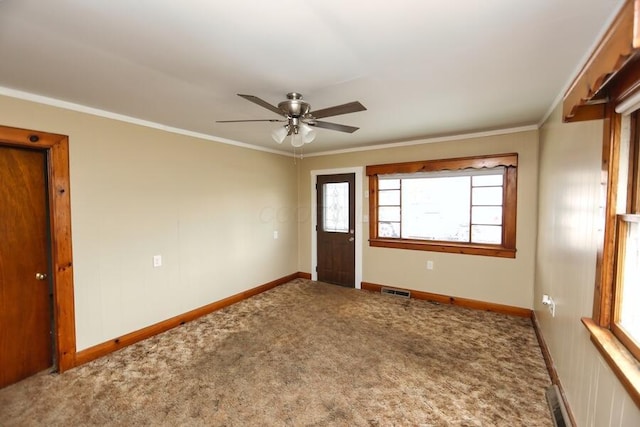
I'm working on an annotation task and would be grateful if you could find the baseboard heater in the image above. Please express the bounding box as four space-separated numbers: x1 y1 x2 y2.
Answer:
381 287 411 298
546 385 570 427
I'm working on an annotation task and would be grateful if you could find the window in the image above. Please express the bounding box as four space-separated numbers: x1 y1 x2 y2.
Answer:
583 109 640 404
614 215 640 360
322 182 349 233
563 0 640 405
366 153 518 258
610 112 640 361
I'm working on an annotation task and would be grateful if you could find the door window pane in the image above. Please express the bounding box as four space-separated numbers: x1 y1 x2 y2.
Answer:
323 182 349 233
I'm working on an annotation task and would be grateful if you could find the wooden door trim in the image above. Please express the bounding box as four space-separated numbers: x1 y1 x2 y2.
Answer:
310 167 363 289
0 125 76 372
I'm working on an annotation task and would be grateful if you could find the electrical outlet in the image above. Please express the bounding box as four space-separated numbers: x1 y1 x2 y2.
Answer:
427 260 434 270
273 230 279 240
542 294 556 317
153 255 162 267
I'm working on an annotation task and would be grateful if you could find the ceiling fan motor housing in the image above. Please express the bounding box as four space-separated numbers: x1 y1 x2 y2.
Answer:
278 92 310 117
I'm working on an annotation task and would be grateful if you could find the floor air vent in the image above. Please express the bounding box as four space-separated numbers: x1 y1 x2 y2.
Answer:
546 385 569 427
381 287 410 298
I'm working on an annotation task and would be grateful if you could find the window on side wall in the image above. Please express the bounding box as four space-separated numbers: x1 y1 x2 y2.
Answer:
366 153 518 258
611 111 640 361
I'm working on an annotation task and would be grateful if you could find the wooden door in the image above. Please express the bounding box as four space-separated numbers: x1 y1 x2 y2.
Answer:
317 173 355 287
0 146 53 388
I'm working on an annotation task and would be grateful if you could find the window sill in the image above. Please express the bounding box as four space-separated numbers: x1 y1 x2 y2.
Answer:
582 317 640 408
369 238 516 258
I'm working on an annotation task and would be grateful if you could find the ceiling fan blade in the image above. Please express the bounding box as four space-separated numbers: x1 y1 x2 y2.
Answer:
310 101 366 119
216 119 284 123
237 94 285 116
309 120 359 133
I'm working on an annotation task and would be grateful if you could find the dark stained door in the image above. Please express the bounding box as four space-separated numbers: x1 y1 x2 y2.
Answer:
317 173 355 287
0 146 52 388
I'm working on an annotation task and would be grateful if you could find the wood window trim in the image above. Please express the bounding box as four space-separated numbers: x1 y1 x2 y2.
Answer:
562 0 640 123
585 105 640 410
582 318 640 408
366 153 517 258
0 125 76 372
564 0 640 408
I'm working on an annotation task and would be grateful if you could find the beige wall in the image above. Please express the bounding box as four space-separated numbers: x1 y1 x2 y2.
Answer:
297 130 539 309
536 105 640 426
0 95 298 351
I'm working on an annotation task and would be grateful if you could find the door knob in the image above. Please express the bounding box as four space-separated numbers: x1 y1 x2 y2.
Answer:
35 273 47 280
348 237 355 242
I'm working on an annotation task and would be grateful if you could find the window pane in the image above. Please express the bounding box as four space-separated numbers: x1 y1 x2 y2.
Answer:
379 179 400 190
472 187 503 206
379 190 400 206
472 206 502 225
473 174 503 186
402 176 471 242
323 182 349 233
379 222 400 238
619 220 640 342
379 206 400 222
471 225 502 244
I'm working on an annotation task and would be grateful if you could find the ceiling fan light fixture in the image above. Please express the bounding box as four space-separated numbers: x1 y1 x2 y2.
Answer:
299 122 316 144
271 125 288 144
291 128 304 147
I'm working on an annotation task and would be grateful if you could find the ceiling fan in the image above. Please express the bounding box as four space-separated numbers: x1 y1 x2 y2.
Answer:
217 92 366 147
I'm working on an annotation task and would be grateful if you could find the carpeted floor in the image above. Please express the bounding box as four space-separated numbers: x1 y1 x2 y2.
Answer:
0 279 553 426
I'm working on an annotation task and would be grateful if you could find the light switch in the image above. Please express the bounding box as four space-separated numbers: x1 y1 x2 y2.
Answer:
273 231 279 239
153 255 162 267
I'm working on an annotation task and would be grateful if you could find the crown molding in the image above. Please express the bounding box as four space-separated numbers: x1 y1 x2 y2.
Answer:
0 86 290 156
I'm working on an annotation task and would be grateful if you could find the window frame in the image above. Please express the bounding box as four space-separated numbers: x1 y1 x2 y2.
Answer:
583 106 640 407
607 110 640 363
366 153 518 258
565 0 640 405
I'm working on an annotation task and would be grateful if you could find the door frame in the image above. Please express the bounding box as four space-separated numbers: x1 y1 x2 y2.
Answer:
0 125 76 373
310 167 363 289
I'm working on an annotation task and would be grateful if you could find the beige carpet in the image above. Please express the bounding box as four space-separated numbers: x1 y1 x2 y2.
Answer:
0 279 553 426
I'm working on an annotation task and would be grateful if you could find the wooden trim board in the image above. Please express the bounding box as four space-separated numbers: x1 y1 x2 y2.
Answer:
563 0 639 121
75 272 306 367
582 317 640 408
360 281 531 317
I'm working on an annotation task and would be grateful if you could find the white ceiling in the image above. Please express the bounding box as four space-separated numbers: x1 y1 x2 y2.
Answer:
0 0 623 154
